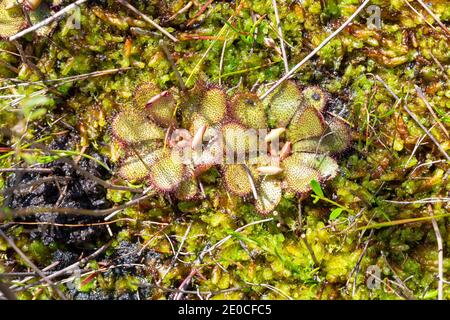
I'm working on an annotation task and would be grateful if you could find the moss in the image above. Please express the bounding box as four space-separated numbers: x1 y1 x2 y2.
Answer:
1 0 450 301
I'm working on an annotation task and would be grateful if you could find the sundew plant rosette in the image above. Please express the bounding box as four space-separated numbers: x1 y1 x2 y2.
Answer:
111 80 351 215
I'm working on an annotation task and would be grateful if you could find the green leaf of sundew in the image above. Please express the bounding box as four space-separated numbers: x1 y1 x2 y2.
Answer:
287 106 326 143
133 82 177 127
230 92 267 129
147 150 186 192
175 178 199 200
255 178 282 215
320 117 352 153
222 164 253 196
301 86 328 112
199 87 227 124
310 179 324 197
282 155 320 194
265 80 302 128
111 110 165 146
221 122 253 156
329 207 343 220
291 117 351 155
118 151 158 182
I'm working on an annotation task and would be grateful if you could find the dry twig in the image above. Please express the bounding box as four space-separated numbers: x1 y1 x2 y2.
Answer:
260 0 370 99
428 205 444 300
116 0 178 42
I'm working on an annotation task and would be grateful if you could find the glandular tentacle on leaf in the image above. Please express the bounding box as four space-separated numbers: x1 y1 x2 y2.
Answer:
111 110 165 146
222 164 254 196
301 86 328 112
287 106 326 143
230 93 267 129
265 80 302 128
147 150 186 192
255 178 282 215
199 86 228 125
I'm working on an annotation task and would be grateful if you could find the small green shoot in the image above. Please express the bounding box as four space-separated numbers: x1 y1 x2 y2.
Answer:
310 179 353 219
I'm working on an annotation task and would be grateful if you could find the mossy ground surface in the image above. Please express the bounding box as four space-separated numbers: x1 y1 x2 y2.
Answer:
0 0 449 300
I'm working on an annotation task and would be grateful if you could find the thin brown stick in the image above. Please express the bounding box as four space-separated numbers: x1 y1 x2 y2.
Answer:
205 218 274 254
381 252 415 300
168 1 193 21
116 0 178 42
428 205 444 300
243 164 258 200
12 40 46 81
0 176 71 196
160 222 192 281
403 0 438 32
271 0 289 73
9 0 89 41
375 75 450 162
260 0 370 99
9 261 59 290
415 0 450 37
0 229 67 300
186 0 214 27
0 168 52 173
159 40 186 90
218 38 228 86
301 233 319 266
415 85 449 138
0 59 19 74
64 157 144 193
33 142 143 194
0 193 153 221
14 241 112 292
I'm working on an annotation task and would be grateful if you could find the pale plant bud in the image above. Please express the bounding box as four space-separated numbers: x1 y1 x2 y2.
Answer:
264 127 285 143
191 124 207 150
256 166 283 175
